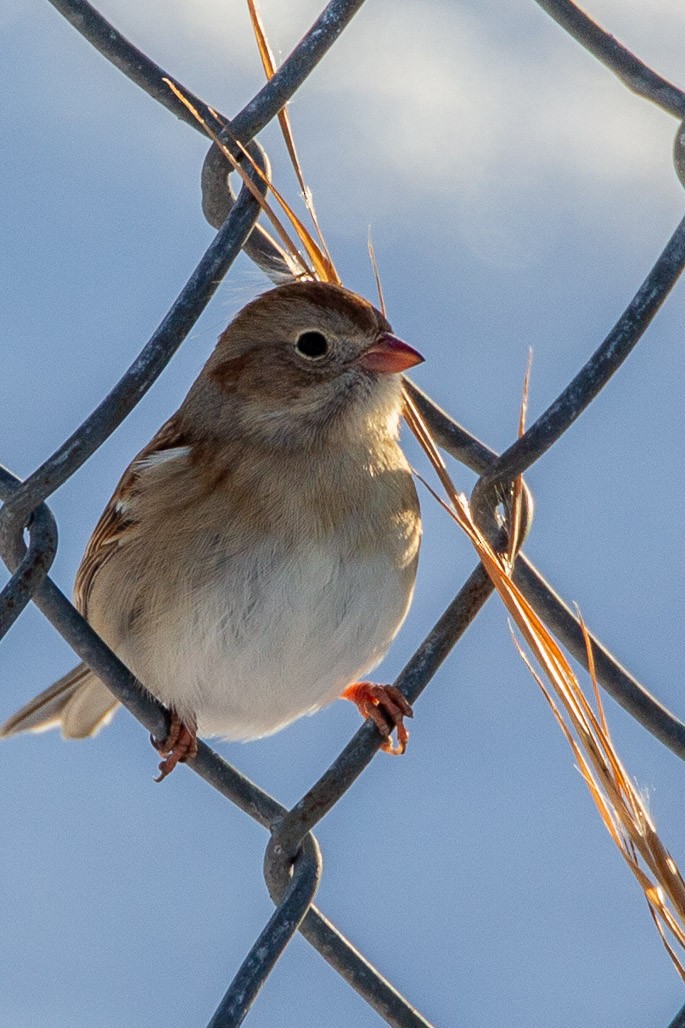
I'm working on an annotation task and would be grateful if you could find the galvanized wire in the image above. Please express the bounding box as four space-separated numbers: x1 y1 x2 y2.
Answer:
3 0 685 1024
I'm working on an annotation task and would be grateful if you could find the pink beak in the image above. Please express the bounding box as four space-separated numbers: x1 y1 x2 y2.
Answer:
358 333 425 374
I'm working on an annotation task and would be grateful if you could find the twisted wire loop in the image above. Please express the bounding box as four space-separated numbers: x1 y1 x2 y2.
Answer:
201 145 297 285
0 476 58 639
4 0 685 1024
208 837 323 1028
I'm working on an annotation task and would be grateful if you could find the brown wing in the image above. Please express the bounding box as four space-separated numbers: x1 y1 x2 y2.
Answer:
74 418 188 618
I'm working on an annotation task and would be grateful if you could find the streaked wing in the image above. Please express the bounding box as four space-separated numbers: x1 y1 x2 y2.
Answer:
74 418 188 617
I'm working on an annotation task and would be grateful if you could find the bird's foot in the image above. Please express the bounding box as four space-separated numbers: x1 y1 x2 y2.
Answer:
341 682 413 754
151 710 198 781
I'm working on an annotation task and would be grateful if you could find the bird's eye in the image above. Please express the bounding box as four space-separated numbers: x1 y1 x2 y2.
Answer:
295 330 329 359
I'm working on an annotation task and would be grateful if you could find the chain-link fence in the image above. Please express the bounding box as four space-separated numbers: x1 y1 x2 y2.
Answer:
4 1 685 1024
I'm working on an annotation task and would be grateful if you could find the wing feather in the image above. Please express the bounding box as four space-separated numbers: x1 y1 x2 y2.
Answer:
74 419 188 616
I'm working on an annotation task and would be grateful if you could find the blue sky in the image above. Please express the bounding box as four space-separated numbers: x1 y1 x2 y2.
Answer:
3 1 685 1025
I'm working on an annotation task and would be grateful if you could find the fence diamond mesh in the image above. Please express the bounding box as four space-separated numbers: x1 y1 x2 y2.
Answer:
3 1 685 1025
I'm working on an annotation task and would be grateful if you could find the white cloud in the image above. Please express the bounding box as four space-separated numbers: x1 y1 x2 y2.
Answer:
323 3 677 186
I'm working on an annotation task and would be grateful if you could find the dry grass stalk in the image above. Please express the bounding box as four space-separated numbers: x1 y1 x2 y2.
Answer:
403 387 685 979
246 0 338 280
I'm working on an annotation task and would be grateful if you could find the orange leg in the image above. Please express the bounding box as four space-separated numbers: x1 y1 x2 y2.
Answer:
341 682 413 754
151 710 198 782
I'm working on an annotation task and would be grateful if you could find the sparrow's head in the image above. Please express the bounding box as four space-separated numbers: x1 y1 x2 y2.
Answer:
187 281 424 450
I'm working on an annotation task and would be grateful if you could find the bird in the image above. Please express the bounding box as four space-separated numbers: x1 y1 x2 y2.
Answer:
1 281 423 779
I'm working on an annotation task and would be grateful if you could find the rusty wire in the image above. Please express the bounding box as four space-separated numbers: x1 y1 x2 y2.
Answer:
3 0 685 1024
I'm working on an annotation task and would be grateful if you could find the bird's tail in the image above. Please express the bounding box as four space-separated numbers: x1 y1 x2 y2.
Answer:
0 663 119 740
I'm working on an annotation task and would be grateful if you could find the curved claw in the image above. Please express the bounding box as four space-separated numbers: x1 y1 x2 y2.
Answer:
151 710 198 781
341 682 413 755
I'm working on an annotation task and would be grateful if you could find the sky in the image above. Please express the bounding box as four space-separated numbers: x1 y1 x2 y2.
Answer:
3 1 685 1025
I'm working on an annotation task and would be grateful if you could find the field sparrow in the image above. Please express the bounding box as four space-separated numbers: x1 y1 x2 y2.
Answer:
1 281 423 778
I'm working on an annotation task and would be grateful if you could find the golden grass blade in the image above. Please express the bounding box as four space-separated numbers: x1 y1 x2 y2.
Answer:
650 911 685 979
403 389 477 537
258 171 339 283
367 229 386 317
222 126 337 282
510 630 628 848
228 136 337 282
404 387 685 980
246 1 315 211
578 609 610 739
507 351 532 567
246 0 340 284
245 1 308 201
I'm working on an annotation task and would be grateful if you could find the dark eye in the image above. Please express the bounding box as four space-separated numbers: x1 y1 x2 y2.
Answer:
295 330 329 359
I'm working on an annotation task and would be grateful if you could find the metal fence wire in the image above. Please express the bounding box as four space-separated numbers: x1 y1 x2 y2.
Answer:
4 1 685 1025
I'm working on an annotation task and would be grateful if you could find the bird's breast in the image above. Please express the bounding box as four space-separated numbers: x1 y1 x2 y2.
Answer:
123 524 418 739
